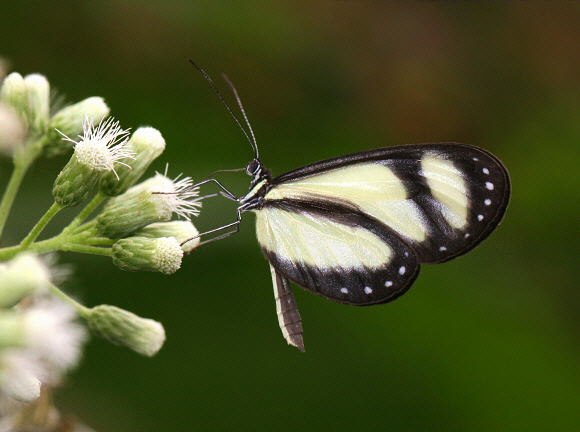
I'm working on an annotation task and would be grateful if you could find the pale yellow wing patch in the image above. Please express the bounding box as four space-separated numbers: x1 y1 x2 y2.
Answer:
421 153 468 229
256 205 392 270
265 163 428 242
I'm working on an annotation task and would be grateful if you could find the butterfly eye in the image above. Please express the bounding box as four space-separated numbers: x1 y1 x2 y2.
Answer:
246 159 261 176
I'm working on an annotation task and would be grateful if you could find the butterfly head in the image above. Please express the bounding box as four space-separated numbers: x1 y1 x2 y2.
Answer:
246 158 262 177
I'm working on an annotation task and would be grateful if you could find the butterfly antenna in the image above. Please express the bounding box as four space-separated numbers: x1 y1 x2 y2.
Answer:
222 73 259 160
189 60 257 159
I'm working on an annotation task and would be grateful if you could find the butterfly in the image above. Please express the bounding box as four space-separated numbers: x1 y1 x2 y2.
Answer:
189 62 511 352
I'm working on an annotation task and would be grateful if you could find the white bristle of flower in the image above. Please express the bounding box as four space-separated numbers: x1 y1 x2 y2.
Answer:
152 237 184 275
22 298 88 379
0 351 41 403
58 115 133 177
150 173 202 220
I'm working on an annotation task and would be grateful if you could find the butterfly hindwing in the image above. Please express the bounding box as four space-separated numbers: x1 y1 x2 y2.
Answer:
257 198 421 305
265 143 510 264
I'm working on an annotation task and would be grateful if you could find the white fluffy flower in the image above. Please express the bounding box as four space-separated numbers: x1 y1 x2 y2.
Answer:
59 115 133 177
0 298 88 403
149 173 202 220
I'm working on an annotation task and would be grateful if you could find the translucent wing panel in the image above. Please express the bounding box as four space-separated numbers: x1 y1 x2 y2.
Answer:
268 144 510 263
256 200 420 305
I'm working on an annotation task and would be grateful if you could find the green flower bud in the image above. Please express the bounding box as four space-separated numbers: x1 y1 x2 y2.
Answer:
24 74 50 134
136 220 200 253
96 173 200 239
86 305 165 356
44 96 109 156
53 117 131 207
99 127 166 196
0 72 28 125
0 253 51 308
112 236 183 275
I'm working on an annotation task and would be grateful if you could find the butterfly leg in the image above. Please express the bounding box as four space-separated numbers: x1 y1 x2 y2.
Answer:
188 178 238 201
193 208 243 247
269 264 304 352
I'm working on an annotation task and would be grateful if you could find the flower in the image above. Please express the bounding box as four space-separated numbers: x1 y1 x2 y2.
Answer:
52 116 132 207
99 126 166 197
86 305 165 357
112 236 184 274
23 74 50 134
0 253 52 308
0 298 88 403
44 96 110 156
0 105 25 158
0 72 28 124
96 172 201 239
135 220 200 253
60 115 133 175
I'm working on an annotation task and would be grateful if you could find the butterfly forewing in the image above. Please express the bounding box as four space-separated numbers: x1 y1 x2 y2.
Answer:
256 199 421 305
266 143 510 265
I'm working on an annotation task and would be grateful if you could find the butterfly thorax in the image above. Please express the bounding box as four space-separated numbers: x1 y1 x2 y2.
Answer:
239 169 272 212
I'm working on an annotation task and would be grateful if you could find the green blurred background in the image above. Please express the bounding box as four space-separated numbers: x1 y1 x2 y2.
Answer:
1 1 579 431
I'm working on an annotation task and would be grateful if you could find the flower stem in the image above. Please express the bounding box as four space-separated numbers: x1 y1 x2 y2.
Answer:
20 202 62 249
0 163 28 237
66 190 107 233
48 282 91 318
59 242 113 257
0 137 44 238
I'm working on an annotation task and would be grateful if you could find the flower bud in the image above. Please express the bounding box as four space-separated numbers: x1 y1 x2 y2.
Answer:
53 116 131 207
44 96 109 156
0 104 25 157
136 220 200 253
96 173 200 239
24 74 50 133
112 236 183 275
0 72 28 124
99 127 166 196
86 305 165 356
0 253 51 308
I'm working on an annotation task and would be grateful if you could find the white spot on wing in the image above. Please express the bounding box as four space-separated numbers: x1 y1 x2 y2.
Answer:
364 286 372 294
485 182 494 190
464 233 470 238
439 246 447 251
478 214 484 221
484 198 491 206
340 287 348 294
473 157 479 161
385 281 393 287
399 266 406 275
483 167 490 174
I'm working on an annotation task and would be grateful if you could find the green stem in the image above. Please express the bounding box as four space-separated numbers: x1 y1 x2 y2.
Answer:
0 137 44 238
58 242 113 256
48 282 91 318
66 190 107 233
20 202 62 249
0 163 28 237
0 233 114 261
